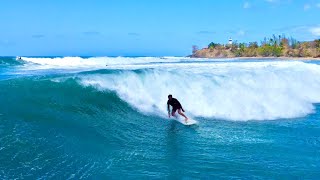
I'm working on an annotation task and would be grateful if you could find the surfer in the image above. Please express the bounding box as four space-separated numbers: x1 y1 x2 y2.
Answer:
167 94 188 121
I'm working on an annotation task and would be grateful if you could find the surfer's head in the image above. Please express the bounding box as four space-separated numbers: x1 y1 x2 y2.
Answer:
168 94 172 100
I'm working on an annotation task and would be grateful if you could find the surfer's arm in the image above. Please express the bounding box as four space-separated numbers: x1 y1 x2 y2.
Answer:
167 103 171 118
179 102 185 112
181 107 185 112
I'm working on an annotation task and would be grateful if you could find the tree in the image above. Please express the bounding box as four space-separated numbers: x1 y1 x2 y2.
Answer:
208 42 219 49
314 39 320 48
249 42 258 48
289 37 298 49
280 37 289 48
192 45 199 54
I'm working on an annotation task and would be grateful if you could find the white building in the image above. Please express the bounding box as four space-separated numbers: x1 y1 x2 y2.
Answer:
228 38 233 45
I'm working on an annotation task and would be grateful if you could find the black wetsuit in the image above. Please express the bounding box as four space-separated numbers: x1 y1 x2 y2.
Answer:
167 98 183 112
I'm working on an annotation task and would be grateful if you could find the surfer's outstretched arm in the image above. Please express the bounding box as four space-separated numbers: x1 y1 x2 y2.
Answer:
167 104 171 118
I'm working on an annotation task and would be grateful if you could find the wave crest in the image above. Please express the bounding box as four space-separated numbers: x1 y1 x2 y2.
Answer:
77 61 320 121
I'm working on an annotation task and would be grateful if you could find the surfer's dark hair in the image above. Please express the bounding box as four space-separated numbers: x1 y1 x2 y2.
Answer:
168 94 172 98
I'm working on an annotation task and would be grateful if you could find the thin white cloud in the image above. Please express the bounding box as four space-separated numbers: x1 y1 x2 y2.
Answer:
310 27 320 36
197 31 216 35
265 0 276 3
237 30 246 36
275 24 320 38
128 32 140 36
31 34 45 39
243 2 251 9
304 4 311 10
83 31 101 36
0 40 15 46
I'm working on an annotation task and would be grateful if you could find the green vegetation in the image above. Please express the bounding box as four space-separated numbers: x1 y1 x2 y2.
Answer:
192 35 320 58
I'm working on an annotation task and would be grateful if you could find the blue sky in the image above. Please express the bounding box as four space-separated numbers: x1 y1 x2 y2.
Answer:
0 0 320 56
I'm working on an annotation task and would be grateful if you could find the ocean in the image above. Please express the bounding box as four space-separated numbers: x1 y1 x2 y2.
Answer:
0 56 320 179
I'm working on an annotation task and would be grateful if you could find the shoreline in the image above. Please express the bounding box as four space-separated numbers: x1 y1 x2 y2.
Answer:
231 56 320 60
188 56 320 61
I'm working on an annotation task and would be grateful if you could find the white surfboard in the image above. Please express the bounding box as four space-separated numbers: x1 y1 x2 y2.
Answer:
173 116 198 126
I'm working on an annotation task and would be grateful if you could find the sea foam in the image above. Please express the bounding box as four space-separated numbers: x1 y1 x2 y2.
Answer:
78 60 320 121
20 56 193 69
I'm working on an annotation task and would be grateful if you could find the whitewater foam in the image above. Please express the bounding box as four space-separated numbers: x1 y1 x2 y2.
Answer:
19 56 196 69
76 60 320 121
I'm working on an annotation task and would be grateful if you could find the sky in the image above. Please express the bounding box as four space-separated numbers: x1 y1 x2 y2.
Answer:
0 0 320 56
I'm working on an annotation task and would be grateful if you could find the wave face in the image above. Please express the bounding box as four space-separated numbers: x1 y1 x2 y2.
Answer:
0 56 24 66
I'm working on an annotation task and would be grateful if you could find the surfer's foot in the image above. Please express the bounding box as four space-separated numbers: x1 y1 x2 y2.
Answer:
185 118 188 122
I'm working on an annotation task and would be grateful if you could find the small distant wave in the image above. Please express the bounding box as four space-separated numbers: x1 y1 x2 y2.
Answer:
18 56 235 70
0 57 25 67
19 56 187 69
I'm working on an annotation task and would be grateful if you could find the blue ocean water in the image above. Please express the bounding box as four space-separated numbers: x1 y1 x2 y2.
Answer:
0 56 320 179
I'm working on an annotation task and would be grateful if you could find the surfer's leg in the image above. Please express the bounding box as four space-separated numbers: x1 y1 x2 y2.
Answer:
178 109 188 121
171 108 177 117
